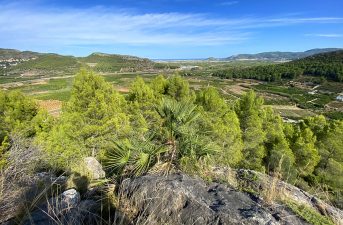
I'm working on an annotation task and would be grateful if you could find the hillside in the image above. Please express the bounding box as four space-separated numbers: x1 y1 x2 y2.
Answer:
1 72 343 224
78 52 156 72
0 48 40 60
0 49 158 76
214 50 343 82
7 54 81 76
0 49 80 76
225 48 341 61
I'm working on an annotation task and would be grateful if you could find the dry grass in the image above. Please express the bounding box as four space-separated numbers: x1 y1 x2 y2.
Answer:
0 135 44 223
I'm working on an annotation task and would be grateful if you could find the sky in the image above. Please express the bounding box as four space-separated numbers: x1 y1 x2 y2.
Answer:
0 0 343 59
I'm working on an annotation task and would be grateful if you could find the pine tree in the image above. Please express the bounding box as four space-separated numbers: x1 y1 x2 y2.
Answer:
165 75 195 101
197 87 243 167
150 74 167 96
42 70 131 168
128 76 155 103
291 126 320 177
263 107 295 177
315 120 343 191
236 91 266 171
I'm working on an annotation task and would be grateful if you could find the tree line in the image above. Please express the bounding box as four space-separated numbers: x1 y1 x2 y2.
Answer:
213 50 343 82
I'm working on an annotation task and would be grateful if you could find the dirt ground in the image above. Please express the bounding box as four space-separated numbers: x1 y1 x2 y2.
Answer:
116 87 130 93
37 100 62 117
326 101 343 112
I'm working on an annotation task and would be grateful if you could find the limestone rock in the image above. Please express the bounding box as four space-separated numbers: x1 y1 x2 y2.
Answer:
84 157 105 179
60 189 81 209
118 173 307 225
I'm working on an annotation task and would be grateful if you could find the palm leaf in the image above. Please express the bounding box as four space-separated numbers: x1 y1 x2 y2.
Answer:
103 142 131 173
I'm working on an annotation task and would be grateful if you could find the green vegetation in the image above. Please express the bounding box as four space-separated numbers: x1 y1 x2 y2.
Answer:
0 90 41 169
1 70 342 210
284 200 335 225
0 49 161 77
7 54 80 75
78 53 156 72
213 50 343 82
252 83 335 109
34 89 71 101
225 48 340 61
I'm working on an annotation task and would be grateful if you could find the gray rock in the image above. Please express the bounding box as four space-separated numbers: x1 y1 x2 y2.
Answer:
84 157 105 179
233 169 343 225
23 189 81 225
60 189 81 209
118 174 298 225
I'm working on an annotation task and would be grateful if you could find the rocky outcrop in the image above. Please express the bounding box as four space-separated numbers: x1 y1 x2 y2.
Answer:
118 173 310 225
211 167 343 225
2 167 341 225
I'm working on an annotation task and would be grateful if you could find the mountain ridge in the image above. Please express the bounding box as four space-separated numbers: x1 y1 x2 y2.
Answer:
1 47 342 61
223 48 341 61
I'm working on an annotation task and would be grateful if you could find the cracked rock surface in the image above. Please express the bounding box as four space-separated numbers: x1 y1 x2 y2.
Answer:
119 173 310 225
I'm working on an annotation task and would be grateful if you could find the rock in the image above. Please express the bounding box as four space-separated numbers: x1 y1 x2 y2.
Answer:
118 173 303 225
22 189 81 225
60 189 81 209
213 168 343 225
0 171 67 224
84 157 105 179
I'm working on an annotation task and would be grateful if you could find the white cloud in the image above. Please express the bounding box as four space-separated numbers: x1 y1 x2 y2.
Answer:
0 3 342 48
305 33 343 38
219 1 239 6
0 4 250 46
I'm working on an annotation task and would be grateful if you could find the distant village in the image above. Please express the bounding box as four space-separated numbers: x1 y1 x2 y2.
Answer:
0 57 36 69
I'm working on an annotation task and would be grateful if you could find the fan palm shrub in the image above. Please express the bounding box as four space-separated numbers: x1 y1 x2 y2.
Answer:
104 97 218 177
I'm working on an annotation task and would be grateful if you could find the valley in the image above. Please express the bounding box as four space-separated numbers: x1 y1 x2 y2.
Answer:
1 48 342 120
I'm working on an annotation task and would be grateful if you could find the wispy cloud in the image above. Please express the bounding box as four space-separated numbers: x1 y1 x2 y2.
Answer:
0 3 342 49
219 1 239 6
305 33 343 38
0 4 250 47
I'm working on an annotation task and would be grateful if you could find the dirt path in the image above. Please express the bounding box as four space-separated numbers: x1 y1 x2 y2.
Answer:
265 105 302 110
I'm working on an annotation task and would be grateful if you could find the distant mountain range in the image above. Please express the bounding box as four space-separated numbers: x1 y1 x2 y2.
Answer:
222 48 342 61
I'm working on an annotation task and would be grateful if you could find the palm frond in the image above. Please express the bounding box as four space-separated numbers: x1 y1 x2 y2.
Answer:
179 135 220 159
103 142 131 174
104 134 167 177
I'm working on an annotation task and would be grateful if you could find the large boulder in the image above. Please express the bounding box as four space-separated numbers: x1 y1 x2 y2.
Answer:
84 157 105 179
118 173 309 225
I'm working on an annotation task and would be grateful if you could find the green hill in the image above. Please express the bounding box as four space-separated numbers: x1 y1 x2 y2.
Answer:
225 48 341 61
214 50 343 82
0 49 159 76
0 49 80 76
79 53 156 72
10 54 80 74
0 48 40 60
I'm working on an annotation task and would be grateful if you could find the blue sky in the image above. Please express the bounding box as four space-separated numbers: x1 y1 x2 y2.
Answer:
0 0 343 58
